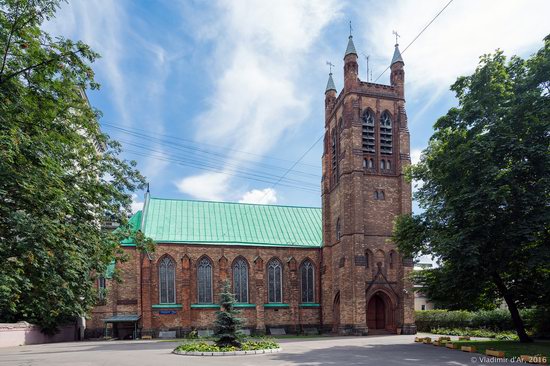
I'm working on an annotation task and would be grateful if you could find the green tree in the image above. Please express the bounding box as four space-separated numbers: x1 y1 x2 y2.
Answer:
393 36 550 343
214 280 242 348
0 0 152 333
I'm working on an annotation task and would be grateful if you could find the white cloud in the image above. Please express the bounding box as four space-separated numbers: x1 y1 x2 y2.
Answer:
360 0 550 95
176 0 341 201
410 148 423 165
130 194 143 214
175 173 230 201
239 188 278 205
45 1 129 125
45 1 173 182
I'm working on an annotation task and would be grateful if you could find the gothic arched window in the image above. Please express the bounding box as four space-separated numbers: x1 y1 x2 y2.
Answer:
267 259 283 303
387 160 391 170
336 218 342 241
98 276 106 300
300 260 315 303
380 111 393 155
233 258 248 303
197 257 213 304
380 191 385 200
159 256 176 304
381 159 386 170
362 110 375 153
369 158 374 169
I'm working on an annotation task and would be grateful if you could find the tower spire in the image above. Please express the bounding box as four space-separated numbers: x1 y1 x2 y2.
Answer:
391 30 404 65
344 34 357 57
391 43 404 65
325 72 336 93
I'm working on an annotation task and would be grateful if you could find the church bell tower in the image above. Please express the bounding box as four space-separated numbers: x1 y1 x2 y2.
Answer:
320 33 416 335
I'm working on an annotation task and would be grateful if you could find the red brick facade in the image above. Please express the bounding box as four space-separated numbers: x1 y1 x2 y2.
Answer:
88 38 416 338
321 40 416 335
89 245 322 337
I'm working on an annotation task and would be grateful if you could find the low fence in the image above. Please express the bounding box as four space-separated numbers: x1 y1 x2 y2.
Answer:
0 322 77 348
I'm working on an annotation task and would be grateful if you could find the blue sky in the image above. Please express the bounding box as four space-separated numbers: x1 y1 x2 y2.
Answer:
46 0 550 212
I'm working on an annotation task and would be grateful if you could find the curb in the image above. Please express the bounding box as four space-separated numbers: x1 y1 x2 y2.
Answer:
173 348 282 356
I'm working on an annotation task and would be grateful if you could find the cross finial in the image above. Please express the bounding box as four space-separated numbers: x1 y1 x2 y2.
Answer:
326 61 335 74
392 30 400 45
349 21 353 37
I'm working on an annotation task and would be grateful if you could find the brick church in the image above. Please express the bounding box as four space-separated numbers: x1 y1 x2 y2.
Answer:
88 34 417 338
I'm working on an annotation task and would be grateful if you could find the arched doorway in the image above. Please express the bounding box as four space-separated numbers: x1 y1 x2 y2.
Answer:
367 292 387 330
332 292 340 333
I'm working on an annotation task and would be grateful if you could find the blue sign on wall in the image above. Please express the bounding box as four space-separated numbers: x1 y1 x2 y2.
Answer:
159 310 177 315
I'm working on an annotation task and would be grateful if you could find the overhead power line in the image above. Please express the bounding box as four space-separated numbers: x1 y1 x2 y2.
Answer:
102 122 321 170
119 141 319 189
373 0 454 83
108 128 321 179
125 149 319 193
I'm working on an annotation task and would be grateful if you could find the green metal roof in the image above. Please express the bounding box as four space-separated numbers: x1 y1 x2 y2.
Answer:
121 210 142 245
141 197 322 248
104 260 116 279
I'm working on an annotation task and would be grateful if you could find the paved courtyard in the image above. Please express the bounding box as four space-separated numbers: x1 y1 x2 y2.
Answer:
0 333 517 366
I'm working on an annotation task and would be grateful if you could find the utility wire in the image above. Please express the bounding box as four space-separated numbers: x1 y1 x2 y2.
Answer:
108 128 321 178
373 0 454 83
102 122 321 169
120 142 319 188
125 149 320 193
216 132 324 240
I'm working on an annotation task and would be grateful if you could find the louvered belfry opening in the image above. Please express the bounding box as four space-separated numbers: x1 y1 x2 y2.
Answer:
362 110 375 153
380 111 392 155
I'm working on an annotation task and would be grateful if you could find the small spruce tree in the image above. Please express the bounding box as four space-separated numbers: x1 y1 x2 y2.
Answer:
214 280 242 348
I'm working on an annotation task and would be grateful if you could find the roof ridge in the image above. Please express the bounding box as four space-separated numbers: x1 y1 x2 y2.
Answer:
148 196 321 210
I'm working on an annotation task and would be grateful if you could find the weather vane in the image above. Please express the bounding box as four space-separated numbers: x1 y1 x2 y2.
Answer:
326 61 335 74
349 21 353 37
392 30 400 45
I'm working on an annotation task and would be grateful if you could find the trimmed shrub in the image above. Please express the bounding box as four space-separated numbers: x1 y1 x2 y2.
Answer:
415 310 474 331
429 327 519 340
416 308 545 334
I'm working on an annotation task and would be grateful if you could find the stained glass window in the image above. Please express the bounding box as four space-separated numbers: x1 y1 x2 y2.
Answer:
197 257 213 304
233 258 248 303
159 257 175 304
267 259 282 303
300 260 315 303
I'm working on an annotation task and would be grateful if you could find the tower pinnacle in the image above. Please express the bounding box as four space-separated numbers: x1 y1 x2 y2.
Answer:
325 72 337 93
391 43 404 65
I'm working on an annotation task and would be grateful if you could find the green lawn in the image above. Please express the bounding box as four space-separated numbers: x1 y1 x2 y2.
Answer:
452 340 550 358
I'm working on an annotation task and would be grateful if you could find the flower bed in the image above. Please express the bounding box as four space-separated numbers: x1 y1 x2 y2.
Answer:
173 338 281 356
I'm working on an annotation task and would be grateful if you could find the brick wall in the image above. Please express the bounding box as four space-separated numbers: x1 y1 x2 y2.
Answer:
89 244 321 336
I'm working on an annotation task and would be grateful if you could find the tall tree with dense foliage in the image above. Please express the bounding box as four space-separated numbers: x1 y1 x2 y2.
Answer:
0 0 152 333
393 36 550 343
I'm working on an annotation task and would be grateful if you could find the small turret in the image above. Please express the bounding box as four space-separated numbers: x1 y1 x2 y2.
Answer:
325 72 337 120
390 43 405 98
343 35 359 90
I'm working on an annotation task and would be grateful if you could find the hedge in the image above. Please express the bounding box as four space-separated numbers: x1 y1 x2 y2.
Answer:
415 309 542 333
